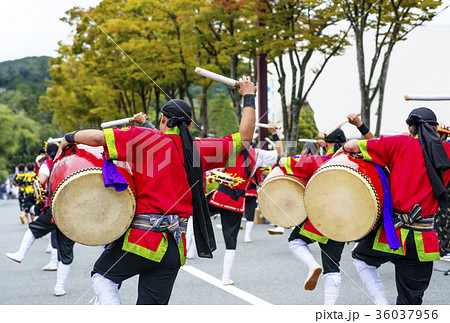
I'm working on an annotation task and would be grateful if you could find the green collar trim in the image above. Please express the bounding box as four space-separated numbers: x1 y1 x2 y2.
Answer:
165 127 180 136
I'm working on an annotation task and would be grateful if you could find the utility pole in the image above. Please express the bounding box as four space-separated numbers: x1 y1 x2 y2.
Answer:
257 3 268 149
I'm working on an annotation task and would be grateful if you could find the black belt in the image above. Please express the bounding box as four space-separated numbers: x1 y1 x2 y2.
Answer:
217 184 245 201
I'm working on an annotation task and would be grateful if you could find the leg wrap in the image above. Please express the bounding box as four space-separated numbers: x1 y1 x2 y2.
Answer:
353 258 388 305
92 273 121 305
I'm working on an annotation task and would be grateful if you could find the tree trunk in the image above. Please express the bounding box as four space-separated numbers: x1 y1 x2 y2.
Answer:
229 54 242 121
354 28 371 128
200 85 209 138
154 87 161 127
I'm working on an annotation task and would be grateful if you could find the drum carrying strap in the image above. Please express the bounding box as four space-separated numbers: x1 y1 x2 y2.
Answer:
393 205 434 232
130 214 188 243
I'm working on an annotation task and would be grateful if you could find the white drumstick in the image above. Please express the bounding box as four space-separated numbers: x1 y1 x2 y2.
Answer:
195 67 239 87
298 139 318 143
404 95 450 101
47 137 64 143
255 122 281 130
101 117 133 129
323 113 361 137
265 137 275 147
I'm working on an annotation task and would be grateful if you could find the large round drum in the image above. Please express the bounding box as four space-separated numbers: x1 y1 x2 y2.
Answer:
304 153 384 242
258 166 307 228
49 144 136 246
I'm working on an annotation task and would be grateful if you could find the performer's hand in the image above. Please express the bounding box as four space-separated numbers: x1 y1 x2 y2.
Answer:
317 139 326 147
132 112 147 125
332 147 345 158
54 138 69 160
239 76 256 96
268 123 277 135
347 113 362 127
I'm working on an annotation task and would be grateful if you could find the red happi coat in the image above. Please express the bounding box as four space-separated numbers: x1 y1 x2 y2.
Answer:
245 168 262 197
209 148 258 213
359 136 450 261
103 126 242 265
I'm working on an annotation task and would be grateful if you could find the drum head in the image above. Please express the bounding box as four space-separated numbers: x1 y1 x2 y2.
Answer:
52 168 136 246
258 175 306 228
304 166 380 242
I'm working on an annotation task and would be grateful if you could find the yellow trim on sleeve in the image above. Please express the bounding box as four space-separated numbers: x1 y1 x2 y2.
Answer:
103 128 118 160
358 140 372 162
285 157 294 175
226 133 242 168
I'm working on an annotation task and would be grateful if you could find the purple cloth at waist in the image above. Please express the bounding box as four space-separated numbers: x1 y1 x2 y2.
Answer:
102 158 128 192
374 164 401 250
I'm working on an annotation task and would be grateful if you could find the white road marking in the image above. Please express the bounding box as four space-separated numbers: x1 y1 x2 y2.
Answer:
181 265 272 305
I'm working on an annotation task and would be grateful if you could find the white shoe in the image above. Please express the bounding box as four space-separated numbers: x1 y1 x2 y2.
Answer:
222 250 236 286
304 266 322 291
244 221 253 243
54 288 66 296
43 263 58 271
268 227 284 235
6 229 35 263
222 278 234 286
441 253 450 261
6 252 23 263
54 262 70 297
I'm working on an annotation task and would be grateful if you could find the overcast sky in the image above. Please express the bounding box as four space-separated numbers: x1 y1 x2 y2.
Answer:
0 0 449 63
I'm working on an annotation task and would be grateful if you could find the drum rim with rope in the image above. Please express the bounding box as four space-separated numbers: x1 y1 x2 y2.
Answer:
258 167 307 228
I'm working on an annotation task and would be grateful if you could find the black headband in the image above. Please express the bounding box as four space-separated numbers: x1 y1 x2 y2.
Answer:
161 99 192 128
406 107 450 209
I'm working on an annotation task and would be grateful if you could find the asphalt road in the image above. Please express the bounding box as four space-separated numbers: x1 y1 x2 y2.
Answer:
1 198 450 306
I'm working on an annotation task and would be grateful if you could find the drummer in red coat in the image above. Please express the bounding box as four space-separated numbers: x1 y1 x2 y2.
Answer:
55 76 256 305
207 124 283 285
276 113 375 305
336 107 450 305
6 143 75 296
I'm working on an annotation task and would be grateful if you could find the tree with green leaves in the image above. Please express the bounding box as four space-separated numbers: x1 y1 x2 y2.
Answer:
189 0 256 122
256 0 350 155
337 0 443 136
0 105 44 180
208 90 239 137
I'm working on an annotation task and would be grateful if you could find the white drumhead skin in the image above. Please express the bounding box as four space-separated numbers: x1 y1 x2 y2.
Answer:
304 166 379 242
258 175 306 228
52 169 136 246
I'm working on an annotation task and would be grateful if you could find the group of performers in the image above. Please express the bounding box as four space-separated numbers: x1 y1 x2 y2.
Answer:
13 163 37 225
4 74 450 306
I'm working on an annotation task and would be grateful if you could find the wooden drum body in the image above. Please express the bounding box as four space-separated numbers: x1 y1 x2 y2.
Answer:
304 154 384 242
257 166 307 228
49 144 136 246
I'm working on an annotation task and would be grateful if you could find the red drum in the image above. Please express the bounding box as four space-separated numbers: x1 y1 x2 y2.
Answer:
49 144 136 246
257 167 307 228
304 153 384 242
